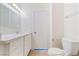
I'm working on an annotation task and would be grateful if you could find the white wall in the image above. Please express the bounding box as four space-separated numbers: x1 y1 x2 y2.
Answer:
52 3 64 49
49 4 53 48
64 4 78 40
77 4 79 39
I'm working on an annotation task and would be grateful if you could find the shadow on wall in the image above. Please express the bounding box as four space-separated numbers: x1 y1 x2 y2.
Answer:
52 38 63 49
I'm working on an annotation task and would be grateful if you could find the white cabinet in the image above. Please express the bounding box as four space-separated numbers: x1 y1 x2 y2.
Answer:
0 34 31 56
0 44 8 56
0 42 9 56
9 34 31 56
9 37 24 56
24 34 31 55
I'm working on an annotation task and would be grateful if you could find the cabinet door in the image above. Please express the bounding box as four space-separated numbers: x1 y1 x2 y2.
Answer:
24 34 31 55
9 37 24 56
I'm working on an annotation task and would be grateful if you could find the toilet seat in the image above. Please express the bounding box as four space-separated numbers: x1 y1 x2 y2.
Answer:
48 48 64 56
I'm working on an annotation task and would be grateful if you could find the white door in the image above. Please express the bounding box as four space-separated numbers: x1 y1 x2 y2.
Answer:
32 10 50 49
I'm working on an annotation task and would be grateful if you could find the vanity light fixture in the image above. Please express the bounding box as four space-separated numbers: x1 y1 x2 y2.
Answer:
11 3 25 16
1 3 25 16
12 4 23 13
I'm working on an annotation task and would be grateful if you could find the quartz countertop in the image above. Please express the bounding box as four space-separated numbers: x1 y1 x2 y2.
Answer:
0 32 31 41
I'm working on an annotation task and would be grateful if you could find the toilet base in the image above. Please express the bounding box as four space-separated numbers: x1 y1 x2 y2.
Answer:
48 48 64 56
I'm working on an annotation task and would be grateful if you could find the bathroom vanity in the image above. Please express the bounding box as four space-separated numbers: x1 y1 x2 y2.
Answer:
0 4 32 56
0 33 31 56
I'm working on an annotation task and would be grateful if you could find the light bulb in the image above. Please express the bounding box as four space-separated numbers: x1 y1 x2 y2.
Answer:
12 4 16 7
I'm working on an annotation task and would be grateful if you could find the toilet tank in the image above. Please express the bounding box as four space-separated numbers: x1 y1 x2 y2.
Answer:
62 38 79 56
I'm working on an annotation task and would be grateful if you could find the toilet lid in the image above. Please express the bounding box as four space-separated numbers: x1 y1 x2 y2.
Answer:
48 48 64 55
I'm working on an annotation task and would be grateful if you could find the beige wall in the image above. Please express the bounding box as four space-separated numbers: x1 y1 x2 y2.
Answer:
52 3 64 49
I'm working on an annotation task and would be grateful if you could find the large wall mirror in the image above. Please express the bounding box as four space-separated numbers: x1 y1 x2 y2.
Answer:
0 3 21 35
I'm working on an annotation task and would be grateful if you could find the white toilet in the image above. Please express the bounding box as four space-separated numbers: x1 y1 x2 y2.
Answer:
48 38 79 56
62 38 79 56
48 48 64 56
